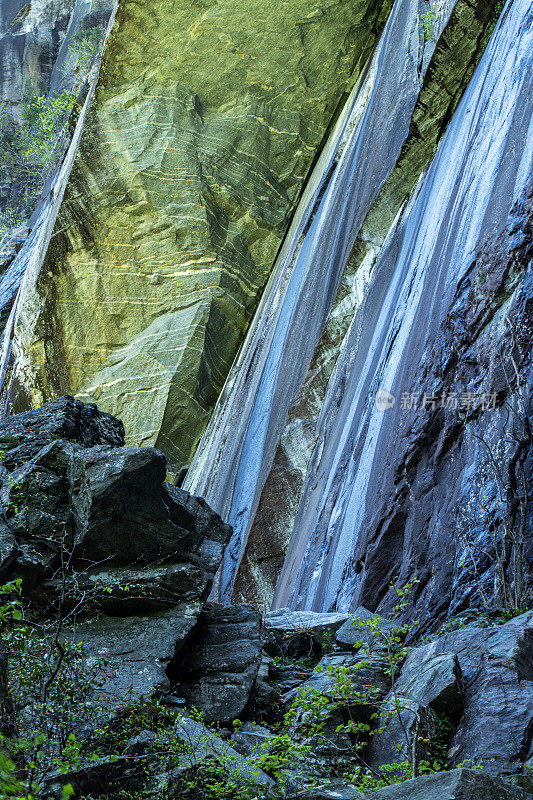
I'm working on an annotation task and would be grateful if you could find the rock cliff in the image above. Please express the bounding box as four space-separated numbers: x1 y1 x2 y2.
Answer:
183 0 532 620
8 0 392 473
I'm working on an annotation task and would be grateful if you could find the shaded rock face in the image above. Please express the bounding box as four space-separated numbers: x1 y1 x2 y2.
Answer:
0 395 232 700
12 0 393 472
366 768 531 800
171 602 263 723
397 613 533 776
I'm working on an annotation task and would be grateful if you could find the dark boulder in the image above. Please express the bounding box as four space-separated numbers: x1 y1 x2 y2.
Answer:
0 395 124 471
0 397 232 702
69 445 196 566
243 656 282 723
172 603 263 722
399 612 533 775
366 696 436 773
265 609 350 648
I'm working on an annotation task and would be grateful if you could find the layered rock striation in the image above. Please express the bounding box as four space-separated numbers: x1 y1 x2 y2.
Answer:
9 0 392 472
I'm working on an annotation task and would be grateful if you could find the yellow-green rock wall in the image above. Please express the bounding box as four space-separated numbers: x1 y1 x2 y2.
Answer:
18 0 390 469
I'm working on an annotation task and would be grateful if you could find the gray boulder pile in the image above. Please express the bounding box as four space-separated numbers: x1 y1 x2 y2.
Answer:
0 395 233 699
0 399 531 800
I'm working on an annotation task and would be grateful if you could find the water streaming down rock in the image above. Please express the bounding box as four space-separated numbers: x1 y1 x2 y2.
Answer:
184 0 503 605
273 0 532 617
0 2 118 412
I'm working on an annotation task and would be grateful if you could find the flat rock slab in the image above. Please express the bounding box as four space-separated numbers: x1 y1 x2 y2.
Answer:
265 609 350 644
366 768 531 799
335 607 397 650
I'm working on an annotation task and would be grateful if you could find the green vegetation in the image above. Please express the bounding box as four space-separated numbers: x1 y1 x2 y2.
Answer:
0 25 104 240
67 28 105 74
0 88 76 236
420 7 439 40
481 0 505 48
0 577 455 799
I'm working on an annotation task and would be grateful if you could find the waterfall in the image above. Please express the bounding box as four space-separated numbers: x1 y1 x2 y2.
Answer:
274 0 532 611
184 0 456 602
186 0 532 609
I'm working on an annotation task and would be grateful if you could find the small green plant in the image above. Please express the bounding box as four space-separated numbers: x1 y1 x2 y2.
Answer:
68 27 104 73
0 23 105 238
0 563 114 800
0 88 76 229
481 0 505 48
320 627 334 653
420 7 439 40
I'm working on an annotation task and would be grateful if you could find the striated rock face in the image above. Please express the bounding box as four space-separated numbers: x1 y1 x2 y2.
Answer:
184 0 503 606
188 0 532 617
10 0 393 471
172 602 263 723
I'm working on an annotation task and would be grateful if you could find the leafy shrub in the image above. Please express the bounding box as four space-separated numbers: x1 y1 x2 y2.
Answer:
420 8 439 40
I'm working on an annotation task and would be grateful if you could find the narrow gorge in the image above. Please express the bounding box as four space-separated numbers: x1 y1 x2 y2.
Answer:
0 0 531 796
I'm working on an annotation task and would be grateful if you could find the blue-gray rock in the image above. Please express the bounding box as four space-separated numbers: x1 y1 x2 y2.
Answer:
265 608 350 645
401 613 533 774
394 652 463 714
366 768 531 799
288 783 363 799
335 608 397 651
172 603 263 723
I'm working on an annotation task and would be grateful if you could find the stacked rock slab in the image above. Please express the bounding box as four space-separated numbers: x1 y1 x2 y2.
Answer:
171 602 263 723
0 395 232 700
13 0 392 472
